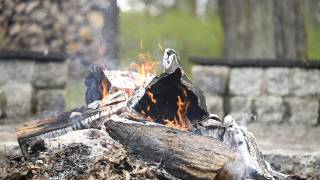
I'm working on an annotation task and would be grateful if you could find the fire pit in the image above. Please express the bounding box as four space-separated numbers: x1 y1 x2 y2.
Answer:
5 49 289 179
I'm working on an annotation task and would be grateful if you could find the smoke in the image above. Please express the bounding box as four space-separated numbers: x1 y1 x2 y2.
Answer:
69 0 120 77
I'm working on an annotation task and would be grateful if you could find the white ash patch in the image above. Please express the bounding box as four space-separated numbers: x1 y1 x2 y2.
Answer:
44 129 121 159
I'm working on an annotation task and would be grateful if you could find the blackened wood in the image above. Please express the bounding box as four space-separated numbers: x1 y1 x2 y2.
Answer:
129 68 209 123
130 49 209 123
190 57 320 69
0 50 67 62
105 119 235 180
85 66 105 105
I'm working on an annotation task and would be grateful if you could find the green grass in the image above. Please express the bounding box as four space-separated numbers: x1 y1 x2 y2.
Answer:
120 10 223 75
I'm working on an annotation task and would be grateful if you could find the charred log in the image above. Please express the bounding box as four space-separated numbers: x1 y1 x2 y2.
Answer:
85 66 106 105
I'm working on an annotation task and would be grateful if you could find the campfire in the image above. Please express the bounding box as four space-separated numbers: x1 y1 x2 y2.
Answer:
13 49 287 179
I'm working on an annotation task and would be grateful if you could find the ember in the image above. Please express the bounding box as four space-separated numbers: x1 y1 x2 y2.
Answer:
101 79 109 98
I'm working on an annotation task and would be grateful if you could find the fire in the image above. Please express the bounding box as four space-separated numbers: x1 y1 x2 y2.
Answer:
146 91 157 104
144 86 192 131
101 79 109 98
164 87 192 131
98 43 191 131
131 58 158 77
131 46 158 77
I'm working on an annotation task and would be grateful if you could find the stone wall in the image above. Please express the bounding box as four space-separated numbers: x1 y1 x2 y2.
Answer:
0 51 67 123
0 0 119 75
192 66 320 125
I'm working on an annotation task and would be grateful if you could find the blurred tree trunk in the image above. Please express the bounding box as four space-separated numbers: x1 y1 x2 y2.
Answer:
174 0 197 16
305 0 320 28
305 0 320 29
274 0 307 59
102 0 120 69
219 0 307 60
205 0 219 20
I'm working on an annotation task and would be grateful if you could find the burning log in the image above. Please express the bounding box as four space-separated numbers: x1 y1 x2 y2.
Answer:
14 48 285 179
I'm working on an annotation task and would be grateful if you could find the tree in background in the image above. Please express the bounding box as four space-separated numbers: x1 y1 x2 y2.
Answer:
174 0 197 16
102 0 120 69
219 0 307 60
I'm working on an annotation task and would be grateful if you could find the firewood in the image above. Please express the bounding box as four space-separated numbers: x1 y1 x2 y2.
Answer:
14 48 285 179
16 92 128 157
104 116 235 180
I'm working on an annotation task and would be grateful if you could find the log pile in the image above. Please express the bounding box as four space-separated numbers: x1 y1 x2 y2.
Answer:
0 0 119 71
9 49 288 179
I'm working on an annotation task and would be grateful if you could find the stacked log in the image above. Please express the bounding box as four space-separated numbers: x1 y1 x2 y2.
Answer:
0 0 119 72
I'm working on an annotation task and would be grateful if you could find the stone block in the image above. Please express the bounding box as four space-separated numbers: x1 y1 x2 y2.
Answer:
265 68 289 95
37 90 66 113
264 151 320 175
229 96 254 124
229 68 263 96
32 62 67 88
192 65 230 95
287 98 319 125
0 61 35 85
263 152 295 173
0 90 5 118
229 96 252 114
2 83 33 119
291 69 320 97
204 94 224 117
254 96 286 123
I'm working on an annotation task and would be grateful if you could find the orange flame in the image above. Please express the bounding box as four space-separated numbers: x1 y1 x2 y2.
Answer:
101 79 109 98
146 91 157 104
164 87 191 131
131 46 158 77
144 86 192 131
131 59 158 77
